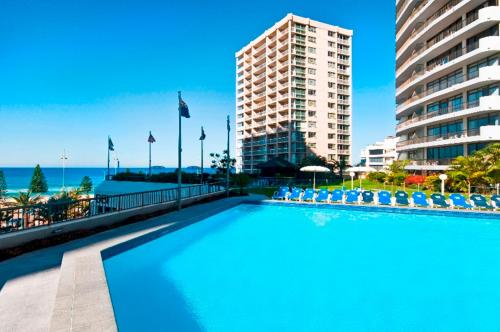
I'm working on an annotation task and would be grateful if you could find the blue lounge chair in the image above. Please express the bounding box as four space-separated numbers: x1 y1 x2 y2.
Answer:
330 189 344 203
315 189 330 203
272 186 289 200
361 191 374 204
430 193 450 208
395 191 409 206
378 191 392 205
449 193 473 209
345 190 359 204
288 188 303 201
412 191 429 207
491 195 500 209
470 194 494 210
302 188 316 202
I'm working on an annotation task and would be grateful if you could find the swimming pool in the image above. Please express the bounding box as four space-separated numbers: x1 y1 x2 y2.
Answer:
104 203 500 332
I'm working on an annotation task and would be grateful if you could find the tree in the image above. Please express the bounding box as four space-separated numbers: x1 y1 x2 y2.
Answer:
299 155 329 169
79 176 93 194
232 173 251 195
210 150 236 174
367 171 387 183
29 164 48 193
11 191 42 206
0 170 7 200
423 174 441 192
386 160 408 186
331 159 351 178
447 155 488 196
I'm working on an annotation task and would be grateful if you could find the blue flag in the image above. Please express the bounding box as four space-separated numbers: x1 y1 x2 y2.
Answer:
199 126 206 141
108 137 114 151
178 92 190 118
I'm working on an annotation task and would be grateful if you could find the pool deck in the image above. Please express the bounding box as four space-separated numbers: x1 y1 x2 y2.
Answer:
0 195 263 332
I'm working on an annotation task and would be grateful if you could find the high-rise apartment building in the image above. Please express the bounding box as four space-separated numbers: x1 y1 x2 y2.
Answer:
395 0 500 172
235 14 353 173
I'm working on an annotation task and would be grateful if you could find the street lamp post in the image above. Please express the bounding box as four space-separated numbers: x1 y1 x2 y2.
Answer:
439 174 448 195
60 150 68 190
349 171 355 190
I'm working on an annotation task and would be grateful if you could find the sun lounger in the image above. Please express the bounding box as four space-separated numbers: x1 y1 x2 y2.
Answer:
412 191 429 207
302 189 316 202
361 191 374 204
288 188 303 201
272 187 289 200
315 189 330 203
491 195 500 209
345 190 359 204
395 191 409 206
430 193 450 208
377 191 392 205
330 189 344 203
449 193 473 209
470 194 494 210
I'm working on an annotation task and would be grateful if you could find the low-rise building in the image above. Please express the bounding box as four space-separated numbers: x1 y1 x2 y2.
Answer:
360 136 399 171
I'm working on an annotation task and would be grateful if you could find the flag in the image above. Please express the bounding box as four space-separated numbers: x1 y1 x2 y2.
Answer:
226 115 230 132
148 132 156 143
178 91 190 118
199 127 206 141
108 137 114 151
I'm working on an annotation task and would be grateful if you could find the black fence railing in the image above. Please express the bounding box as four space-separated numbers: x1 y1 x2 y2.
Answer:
0 182 225 234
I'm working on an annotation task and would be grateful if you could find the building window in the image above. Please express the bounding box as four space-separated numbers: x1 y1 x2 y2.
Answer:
308 36 316 43
308 68 316 75
328 123 334 129
308 89 316 96
328 113 335 119
467 55 498 80
328 31 335 37
308 132 316 138
308 100 316 107
328 133 335 139
308 26 316 33
328 144 335 150
426 69 462 94
328 102 335 108
328 71 335 78
467 84 499 107
328 41 335 47
308 57 316 64
308 47 316 54
328 82 335 88
308 111 316 117
328 92 335 99
328 51 335 57
308 79 316 86
427 145 464 161
328 61 335 68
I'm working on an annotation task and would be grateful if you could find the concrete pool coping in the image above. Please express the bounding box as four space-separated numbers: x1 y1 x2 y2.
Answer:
1 196 498 331
0 195 264 332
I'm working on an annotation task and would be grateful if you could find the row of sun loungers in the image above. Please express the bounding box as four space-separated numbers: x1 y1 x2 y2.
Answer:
272 187 500 211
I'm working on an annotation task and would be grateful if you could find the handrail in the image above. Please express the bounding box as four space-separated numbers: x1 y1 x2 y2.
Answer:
397 128 480 147
0 182 226 234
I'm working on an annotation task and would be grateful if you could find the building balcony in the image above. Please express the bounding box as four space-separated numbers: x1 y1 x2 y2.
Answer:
396 6 500 80
396 36 500 97
396 125 500 151
396 95 500 133
396 0 468 58
396 0 420 28
396 65 500 116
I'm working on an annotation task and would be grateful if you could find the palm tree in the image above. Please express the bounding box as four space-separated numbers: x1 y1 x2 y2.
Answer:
447 155 488 196
11 191 42 229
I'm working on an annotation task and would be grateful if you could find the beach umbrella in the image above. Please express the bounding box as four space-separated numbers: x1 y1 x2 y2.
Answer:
345 166 377 174
300 166 331 189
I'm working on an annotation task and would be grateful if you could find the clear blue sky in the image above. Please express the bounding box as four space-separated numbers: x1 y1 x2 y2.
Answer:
0 0 395 167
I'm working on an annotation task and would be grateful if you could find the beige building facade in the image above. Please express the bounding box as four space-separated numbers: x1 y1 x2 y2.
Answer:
235 14 353 173
395 0 500 171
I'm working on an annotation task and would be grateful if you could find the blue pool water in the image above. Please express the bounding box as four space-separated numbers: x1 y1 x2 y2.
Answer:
104 204 500 332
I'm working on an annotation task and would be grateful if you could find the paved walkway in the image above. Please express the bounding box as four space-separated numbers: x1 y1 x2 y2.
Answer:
0 195 262 332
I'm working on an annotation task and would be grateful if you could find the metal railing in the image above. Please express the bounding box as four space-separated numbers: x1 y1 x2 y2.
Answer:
397 128 480 147
0 183 225 234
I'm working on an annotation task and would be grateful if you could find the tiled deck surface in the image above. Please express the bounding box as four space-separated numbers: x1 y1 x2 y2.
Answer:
0 195 262 332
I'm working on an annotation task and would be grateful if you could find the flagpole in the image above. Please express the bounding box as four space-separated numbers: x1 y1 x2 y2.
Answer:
200 137 204 185
226 115 230 198
148 131 152 177
177 92 182 210
107 136 110 180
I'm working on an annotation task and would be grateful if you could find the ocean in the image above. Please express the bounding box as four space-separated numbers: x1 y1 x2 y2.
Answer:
0 167 212 196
